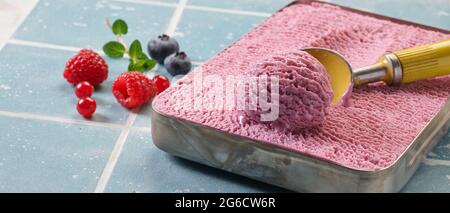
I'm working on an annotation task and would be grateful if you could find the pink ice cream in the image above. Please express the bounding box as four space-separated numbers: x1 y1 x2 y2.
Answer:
240 49 333 131
153 2 450 171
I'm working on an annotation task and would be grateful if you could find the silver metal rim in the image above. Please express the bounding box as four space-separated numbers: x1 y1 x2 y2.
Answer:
385 53 403 85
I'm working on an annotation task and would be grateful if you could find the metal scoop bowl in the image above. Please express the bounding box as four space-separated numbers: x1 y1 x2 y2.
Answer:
301 48 353 105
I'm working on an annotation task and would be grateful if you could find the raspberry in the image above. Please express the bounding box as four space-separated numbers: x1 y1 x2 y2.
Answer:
75 81 94 98
77 97 97 118
112 72 156 109
153 75 170 94
63 49 108 86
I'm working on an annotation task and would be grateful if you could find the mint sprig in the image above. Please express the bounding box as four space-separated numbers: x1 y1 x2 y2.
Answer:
127 40 157 72
129 40 142 59
103 41 126 58
102 17 156 72
112 19 128 36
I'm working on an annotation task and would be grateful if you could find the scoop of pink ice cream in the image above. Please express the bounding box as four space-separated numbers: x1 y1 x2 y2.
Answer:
243 50 333 131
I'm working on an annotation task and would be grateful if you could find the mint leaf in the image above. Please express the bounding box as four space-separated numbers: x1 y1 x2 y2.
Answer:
128 58 155 72
129 40 142 60
112 19 128 36
137 52 156 70
128 60 146 72
105 18 156 73
138 52 149 60
144 59 157 70
103 41 126 58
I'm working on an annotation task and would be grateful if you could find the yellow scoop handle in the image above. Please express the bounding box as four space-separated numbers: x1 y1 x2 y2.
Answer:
353 39 450 86
395 39 450 84
303 39 450 105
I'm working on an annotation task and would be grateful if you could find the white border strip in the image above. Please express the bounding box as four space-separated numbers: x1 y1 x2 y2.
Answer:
0 0 39 51
94 0 189 193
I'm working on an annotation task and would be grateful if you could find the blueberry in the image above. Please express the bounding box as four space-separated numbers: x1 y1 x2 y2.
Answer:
164 52 192 76
147 34 179 64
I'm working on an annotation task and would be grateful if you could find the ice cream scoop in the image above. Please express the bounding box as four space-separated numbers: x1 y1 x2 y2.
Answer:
239 50 333 131
303 39 450 105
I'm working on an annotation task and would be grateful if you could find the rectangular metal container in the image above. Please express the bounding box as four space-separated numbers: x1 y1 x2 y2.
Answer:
151 0 450 192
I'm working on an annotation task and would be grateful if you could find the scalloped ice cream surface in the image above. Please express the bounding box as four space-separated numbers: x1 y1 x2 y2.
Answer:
153 2 450 171
236 49 334 131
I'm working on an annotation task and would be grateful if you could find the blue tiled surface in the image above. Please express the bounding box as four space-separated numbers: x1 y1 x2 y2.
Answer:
133 104 152 128
0 0 449 192
427 130 450 161
14 0 174 50
0 116 119 192
0 44 130 124
105 130 285 192
174 9 266 61
401 121 450 192
402 164 450 193
328 0 450 30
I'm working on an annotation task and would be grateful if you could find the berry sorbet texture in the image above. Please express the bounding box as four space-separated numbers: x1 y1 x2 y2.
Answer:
237 49 333 131
153 2 450 171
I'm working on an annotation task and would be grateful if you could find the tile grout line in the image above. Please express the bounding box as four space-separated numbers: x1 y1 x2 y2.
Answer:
0 110 151 132
94 112 137 193
0 0 39 52
185 5 271 17
108 0 270 17
7 38 204 65
8 38 85 53
108 0 178 8
0 110 123 129
423 158 450 166
93 0 188 193
165 0 188 36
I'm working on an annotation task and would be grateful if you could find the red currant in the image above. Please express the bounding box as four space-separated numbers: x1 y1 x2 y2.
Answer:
75 81 94 98
153 75 170 94
77 97 97 118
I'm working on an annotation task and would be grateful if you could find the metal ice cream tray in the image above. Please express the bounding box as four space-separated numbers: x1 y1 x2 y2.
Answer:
151 0 450 192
